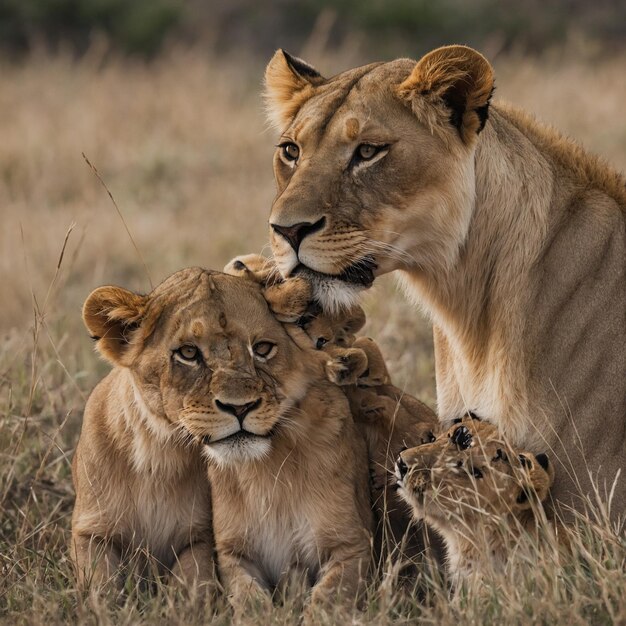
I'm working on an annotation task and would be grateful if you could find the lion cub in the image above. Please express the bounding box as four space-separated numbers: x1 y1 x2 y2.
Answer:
225 254 439 575
395 417 555 584
72 268 216 593
158 268 373 613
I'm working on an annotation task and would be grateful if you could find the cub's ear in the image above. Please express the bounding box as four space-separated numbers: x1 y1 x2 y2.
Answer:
264 49 325 130
396 45 494 144
82 286 147 365
515 451 554 510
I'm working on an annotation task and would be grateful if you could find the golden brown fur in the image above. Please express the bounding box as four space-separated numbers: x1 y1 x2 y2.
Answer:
160 267 372 613
396 417 555 584
225 254 439 577
72 269 217 593
263 45 626 517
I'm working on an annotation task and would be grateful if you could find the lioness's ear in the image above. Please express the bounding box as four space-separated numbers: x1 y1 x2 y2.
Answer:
397 45 494 144
83 286 147 365
264 49 325 129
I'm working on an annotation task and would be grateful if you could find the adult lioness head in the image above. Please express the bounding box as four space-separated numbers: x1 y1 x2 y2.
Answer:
265 45 493 309
83 268 311 467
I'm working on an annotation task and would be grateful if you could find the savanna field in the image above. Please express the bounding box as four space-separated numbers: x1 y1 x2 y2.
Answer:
1 47 625 624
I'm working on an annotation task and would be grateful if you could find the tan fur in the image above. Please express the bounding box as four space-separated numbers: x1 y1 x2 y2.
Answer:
263 45 626 517
396 417 555 584
154 264 372 613
225 254 440 576
72 269 217 593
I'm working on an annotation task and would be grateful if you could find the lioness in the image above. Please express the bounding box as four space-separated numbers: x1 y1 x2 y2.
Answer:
263 45 626 515
72 269 216 592
396 416 555 584
162 269 373 613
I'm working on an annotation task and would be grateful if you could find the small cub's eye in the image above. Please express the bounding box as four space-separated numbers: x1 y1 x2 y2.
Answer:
253 341 277 359
472 466 484 479
315 337 328 350
279 142 299 162
176 344 199 361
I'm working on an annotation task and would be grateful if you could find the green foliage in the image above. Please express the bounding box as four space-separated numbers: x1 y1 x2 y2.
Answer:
0 0 182 56
1 0 625 58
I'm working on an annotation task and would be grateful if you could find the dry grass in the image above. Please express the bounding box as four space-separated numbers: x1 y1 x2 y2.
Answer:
0 47 624 624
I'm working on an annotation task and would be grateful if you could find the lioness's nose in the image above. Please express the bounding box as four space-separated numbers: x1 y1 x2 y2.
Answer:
271 217 326 253
215 399 261 424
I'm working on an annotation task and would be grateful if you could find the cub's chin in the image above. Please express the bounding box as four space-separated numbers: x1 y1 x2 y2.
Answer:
202 431 272 467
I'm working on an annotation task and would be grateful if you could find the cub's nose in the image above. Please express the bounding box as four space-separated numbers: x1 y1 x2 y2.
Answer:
271 217 326 253
215 399 261 424
396 455 409 479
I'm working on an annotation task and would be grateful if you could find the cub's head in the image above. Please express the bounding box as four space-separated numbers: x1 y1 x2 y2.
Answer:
264 46 494 310
395 418 554 532
83 268 316 466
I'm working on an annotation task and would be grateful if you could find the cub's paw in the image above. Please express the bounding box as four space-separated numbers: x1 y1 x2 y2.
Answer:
224 254 277 285
352 337 390 386
263 277 312 323
325 348 369 385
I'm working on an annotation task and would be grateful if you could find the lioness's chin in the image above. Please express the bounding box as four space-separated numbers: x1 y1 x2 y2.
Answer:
202 433 271 467
296 268 367 313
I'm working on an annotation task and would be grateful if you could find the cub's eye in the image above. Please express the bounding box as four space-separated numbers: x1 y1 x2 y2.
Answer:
315 337 328 350
253 341 277 360
279 142 299 163
471 466 484 479
175 344 200 362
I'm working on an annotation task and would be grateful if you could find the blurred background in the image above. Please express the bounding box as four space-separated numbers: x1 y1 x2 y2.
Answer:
0 1 624 616
1 0 625 403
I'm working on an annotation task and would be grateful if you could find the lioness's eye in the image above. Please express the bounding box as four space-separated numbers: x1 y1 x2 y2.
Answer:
253 341 277 359
176 344 199 361
279 142 299 162
358 144 378 160
353 143 389 164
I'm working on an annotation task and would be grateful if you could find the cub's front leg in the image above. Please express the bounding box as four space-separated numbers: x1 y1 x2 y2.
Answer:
169 540 217 596
307 452 373 613
71 532 122 591
218 550 273 615
310 540 371 608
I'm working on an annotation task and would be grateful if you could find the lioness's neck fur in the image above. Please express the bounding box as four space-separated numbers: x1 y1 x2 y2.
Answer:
264 45 626 517
402 104 626 511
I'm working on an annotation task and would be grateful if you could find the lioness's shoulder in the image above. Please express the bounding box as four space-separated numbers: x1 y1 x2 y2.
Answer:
494 103 626 209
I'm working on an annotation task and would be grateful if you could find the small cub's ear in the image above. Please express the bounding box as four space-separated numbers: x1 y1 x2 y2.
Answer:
515 451 554 510
264 49 325 130
83 286 147 365
396 45 494 144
